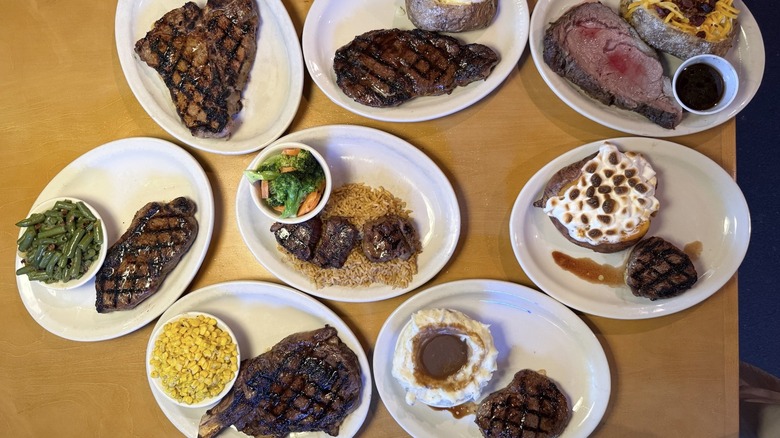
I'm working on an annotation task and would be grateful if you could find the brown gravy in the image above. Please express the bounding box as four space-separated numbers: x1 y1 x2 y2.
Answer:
431 401 478 419
684 240 703 261
552 251 625 287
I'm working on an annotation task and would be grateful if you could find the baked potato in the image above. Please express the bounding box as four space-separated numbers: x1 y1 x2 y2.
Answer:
405 0 498 33
620 0 739 60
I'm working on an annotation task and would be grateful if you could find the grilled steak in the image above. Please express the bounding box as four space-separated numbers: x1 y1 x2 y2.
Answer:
198 326 362 438
95 197 198 313
625 236 698 300
333 28 499 107
361 214 420 262
134 0 259 138
543 2 682 129
312 217 359 269
475 369 570 438
270 217 323 262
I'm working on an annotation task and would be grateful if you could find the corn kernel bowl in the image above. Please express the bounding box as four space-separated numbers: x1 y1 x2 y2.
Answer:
146 311 240 409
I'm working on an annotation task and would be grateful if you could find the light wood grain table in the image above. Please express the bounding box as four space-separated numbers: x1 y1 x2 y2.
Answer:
0 0 738 436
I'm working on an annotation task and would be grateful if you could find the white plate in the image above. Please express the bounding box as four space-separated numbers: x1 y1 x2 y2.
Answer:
374 279 610 438
15 137 215 341
510 137 751 319
529 0 765 137
302 0 530 122
115 0 303 155
146 281 372 437
236 125 460 302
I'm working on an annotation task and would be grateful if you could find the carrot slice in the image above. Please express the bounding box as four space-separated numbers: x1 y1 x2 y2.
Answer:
259 180 269 199
280 166 296 173
272 205 286 213
297 189 323 216
281 148 300 156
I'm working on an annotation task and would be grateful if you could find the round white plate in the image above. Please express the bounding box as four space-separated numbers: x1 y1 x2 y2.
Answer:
115 0 303 155
510 137 751 319
146 281 372 437
236 124 461 302
302 0 530 122
15 137 215 341
374 279 610 438
529 0 765 137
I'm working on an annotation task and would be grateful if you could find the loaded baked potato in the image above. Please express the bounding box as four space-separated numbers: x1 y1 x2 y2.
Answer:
406 0 498 33
620 0 739 59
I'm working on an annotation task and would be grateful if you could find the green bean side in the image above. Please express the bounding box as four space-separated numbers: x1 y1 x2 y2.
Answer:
15 199 103 284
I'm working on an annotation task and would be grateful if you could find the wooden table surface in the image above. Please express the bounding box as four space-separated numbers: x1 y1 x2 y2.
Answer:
0 0 739 436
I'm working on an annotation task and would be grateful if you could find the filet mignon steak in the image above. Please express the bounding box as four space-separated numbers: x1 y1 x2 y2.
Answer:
625 236 698 300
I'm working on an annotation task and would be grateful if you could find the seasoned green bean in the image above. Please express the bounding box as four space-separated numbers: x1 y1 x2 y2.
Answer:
15 198 105 285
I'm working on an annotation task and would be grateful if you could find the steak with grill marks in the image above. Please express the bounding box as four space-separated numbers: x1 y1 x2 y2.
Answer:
312 217 359 269
270 217 323 262
333 28 499 108
475 369 570 438
625 236 698 300
198 326 362 438
134 0 259 138
95 197 198 313
361 214 420 262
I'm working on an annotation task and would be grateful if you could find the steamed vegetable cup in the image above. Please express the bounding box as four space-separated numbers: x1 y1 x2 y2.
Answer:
245 142 331 224
15 197 108 290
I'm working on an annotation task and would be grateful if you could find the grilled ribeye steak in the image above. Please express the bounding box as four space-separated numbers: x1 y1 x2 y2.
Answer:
475 369 570 438
198 326 362 438
625 236 698 300
361 214 420 262
543 2 682 129
270 217 323 262
312 217 359 269
134 0 259 138
95 197 198 313
333 28 499 107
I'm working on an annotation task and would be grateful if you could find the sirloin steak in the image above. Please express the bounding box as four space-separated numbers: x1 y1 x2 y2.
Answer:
543 2 682 129
95 197 198 313
134 0 259 138
198 326 362 438
333 28 499 107
625 236 698 300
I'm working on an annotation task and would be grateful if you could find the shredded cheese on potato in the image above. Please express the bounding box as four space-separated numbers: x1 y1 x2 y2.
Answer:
626 0 739 42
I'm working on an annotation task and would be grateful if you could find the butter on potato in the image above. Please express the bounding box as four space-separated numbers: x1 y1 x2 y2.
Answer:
406 0 498 33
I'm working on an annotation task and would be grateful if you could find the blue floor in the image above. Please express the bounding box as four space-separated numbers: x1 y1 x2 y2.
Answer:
736 1 780 378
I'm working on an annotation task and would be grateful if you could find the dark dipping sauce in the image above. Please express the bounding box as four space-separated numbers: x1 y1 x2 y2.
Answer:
675 63 724 111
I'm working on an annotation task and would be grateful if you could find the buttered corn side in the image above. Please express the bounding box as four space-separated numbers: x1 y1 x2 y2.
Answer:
149 314 238 405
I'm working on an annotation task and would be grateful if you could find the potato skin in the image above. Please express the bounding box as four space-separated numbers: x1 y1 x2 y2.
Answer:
406 0 498 33
620 0 738 60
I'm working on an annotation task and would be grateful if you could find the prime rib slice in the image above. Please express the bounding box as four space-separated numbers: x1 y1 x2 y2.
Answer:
198 326 362 438
333 28 499 107
95 197 198 313
543 2 682 129
475 369 570 438
625 236 698 300
134 0 259 138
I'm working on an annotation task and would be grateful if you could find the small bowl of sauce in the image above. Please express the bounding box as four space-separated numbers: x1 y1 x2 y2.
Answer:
672 54 739 116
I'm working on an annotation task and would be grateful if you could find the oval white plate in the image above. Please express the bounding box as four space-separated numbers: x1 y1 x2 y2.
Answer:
529 0 765 137
115 0 303 155
15 137 215 341
146 281 372 437
374 279 610 438
510 137 751 319
302 0 530 122
236 125 460 302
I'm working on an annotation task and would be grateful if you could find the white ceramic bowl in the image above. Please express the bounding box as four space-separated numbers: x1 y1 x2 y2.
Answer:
672 54 739 116
146 311 240 409
245 141 331 224
16 196 108 290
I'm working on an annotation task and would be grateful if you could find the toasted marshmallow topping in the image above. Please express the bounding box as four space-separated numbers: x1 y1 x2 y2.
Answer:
544 143 660 245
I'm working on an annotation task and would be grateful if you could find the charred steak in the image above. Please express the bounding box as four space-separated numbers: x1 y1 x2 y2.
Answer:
312 217 359 269
625 236 698 300
198 326 362 438
475 369 570 438
543 2 682 129
270 217 323 262
134 0 259 138
361 214 420 262
95 197 198 313
333 28 499 107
